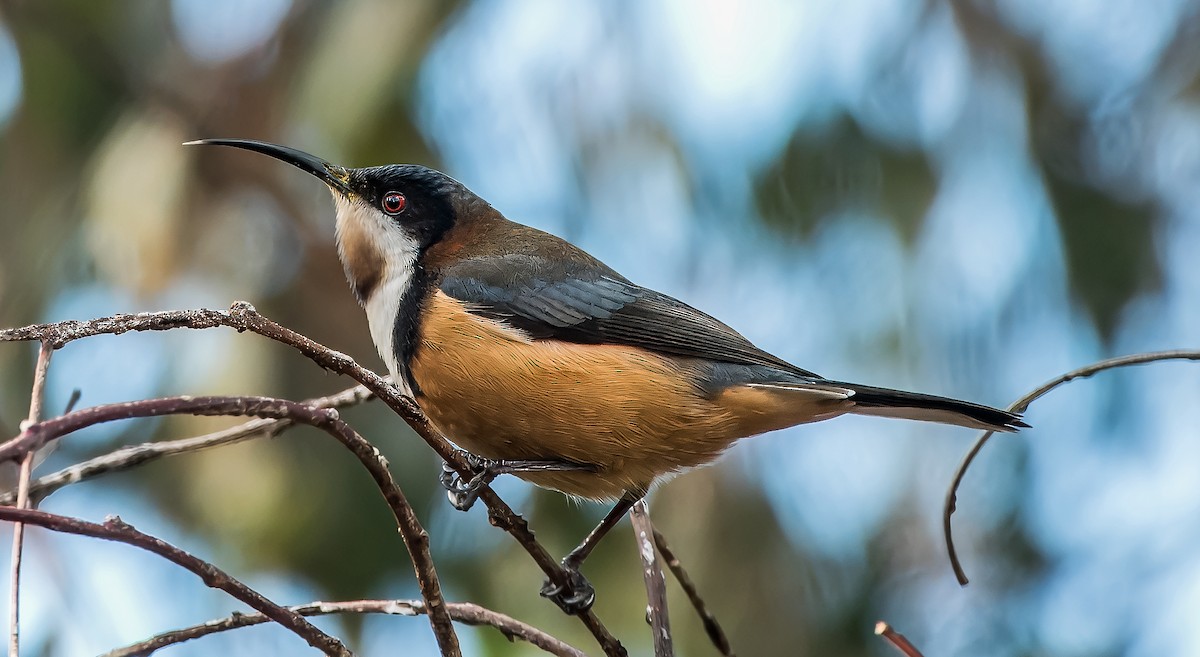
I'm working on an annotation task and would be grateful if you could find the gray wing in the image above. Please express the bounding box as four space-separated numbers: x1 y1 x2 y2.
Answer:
438 254 818 377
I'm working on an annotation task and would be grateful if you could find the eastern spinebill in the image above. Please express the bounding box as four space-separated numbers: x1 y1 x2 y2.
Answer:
186 139 1026 612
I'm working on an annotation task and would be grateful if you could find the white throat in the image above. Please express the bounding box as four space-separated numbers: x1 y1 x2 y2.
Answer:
332 194 420 396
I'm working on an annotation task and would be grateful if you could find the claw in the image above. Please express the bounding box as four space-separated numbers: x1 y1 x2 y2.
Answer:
439 457 489 512
540 564 596 614
440 452 595 513
438 460 459 493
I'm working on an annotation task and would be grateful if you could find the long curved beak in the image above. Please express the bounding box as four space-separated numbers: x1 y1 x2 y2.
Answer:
184 138 352 193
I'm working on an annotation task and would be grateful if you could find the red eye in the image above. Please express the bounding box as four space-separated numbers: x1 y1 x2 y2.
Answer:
382 191 407 215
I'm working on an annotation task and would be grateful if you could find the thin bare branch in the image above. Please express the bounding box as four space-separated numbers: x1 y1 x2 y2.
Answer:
0 304 627 656
0 507 349 655
0 383 374 506
62 389 82 415
102 598 587 657
874 622 925 657
9 340 54 657
0 308 234 345
944 349 1200 585
630 500 672 657
482 497 625 655
204 306 626 654
0 394 461 656
650 527 733 656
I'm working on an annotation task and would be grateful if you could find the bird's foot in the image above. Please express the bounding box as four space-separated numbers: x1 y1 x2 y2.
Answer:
440 454 600 512
439 451 495 512
540 560 596 615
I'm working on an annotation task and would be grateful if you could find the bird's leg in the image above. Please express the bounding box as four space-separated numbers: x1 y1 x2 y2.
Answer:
439 451 596 511
541 490 642 615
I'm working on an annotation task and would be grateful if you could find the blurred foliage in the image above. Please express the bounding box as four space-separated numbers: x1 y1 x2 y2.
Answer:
756 119 937 243
1048 177 1159 340
0 1 1194 656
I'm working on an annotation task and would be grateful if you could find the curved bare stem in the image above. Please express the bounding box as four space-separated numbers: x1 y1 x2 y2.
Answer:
943 349 1200 585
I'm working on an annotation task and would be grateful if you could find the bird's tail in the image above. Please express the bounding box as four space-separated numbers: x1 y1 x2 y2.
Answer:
833 382 1027 432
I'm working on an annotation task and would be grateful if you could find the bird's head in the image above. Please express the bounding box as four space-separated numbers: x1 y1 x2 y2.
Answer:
186 138 480 303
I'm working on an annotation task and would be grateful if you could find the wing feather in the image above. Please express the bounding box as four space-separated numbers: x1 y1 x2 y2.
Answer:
438 255 816 377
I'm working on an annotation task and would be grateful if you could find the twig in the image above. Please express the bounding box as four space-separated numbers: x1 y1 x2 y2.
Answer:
482 496 625 654
650 527 733 656
9 341 53 657
229 306 630 654
101 598 586 657
0 394 461 656
0 305 627 656
630 500 672 657
62 389 82 415
0 507 349 655
944 349 1200 585
229 306 613 644
874 622 925 657
0 384 374 506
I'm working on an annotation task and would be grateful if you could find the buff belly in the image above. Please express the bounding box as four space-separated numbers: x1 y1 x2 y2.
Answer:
409 292 848 499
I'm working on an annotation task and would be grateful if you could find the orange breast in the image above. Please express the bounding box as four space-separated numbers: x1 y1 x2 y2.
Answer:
409 291 846 499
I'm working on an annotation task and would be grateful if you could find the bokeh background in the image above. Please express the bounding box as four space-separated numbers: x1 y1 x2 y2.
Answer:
1 0 1198 655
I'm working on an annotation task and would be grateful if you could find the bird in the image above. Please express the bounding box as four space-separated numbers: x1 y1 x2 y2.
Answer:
186 138 1026 612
